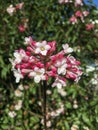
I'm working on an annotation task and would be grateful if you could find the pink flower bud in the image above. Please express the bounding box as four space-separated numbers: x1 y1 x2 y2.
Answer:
86 23 94 30
75 11 83 18
18 25 26 32
69 16 78 24
15 2 24 10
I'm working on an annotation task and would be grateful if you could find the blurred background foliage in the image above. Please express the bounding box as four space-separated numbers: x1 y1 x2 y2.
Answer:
0 0 98 129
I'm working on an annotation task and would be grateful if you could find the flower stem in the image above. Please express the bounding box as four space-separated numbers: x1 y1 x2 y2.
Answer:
43 81 47 130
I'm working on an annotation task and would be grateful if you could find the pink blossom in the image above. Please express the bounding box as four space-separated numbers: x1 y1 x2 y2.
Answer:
83 11 89 17
15 2 24 10
52 77 66 88
24 37 31 45
34 41 51 56
28 67 45 83
75 0 83 6
18 25 26 32
58 0 72 4
62 44 73 53
14 49 29 63
69 16 78 24
75 11 83 18
86 23 94 30
48 41 56 54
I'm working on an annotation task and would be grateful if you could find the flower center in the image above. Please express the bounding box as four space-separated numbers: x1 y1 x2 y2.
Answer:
40 47 45 51
36 72 41 75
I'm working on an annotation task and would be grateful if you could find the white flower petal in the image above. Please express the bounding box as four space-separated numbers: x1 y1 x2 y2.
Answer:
45 45 51 50
41 50 47 55
34 76 41 83
35 48 41 53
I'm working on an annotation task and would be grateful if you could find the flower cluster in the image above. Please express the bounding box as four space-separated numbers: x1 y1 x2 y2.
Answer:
8 84 25 118
69 10 89 24
58 0 83 6
10 37 82 87
41 102 64 128
85 23 94 30
6 3 24 16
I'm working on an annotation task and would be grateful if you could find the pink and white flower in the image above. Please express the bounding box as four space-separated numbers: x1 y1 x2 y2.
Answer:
10 38 82 86
75 0 83 6
62 44 73 53
13 69 24 83
83 11 89 17
86 23 94 30
15 2 24 10
14 49 29 64
24 37 31 45
52 77 66 88
29 67 45 83
18 25 26 32
69 16 78 24
35 41 51 56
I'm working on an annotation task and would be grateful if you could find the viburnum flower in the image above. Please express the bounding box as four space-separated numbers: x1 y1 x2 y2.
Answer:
15 2 24 10
18 24 26 32
83 11 89 17
8 111 16 118
58 0 72 4
62 44 73 53
58 0 82 6
14 100 22 110
24 37 31 45
14 69 24 83
14 89 23 97
86 23 94 30
10 37 82 87
34 41 51 56
69 16 78 24
52 77 66 89
29 67 45 83
75 0 83 6
75 11 83 18
6 5 16 16
71 124 79 130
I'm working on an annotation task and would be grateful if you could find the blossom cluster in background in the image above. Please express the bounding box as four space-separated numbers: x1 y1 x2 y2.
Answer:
69 10 89 24
58 0 83 6
6 3 24 16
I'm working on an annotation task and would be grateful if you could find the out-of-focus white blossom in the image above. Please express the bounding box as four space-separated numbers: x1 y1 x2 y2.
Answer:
83 126 90 130
18 84 24 90
14 89 22 97
13 69 24 83
86 65 95 73
8 111 16 118
38 101 42 106
73 104 78 109
71 124 79 130
57 88 67 96
46 90 52 95
15 100 22 110
46 121 51 128
62 44 73 53
6 5 16 16
90 74 98 85
24 37 31 45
